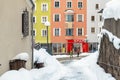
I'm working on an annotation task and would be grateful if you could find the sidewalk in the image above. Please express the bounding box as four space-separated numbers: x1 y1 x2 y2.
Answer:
53 53 90 62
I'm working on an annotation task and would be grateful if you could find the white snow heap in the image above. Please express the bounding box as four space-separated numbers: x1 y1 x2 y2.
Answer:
13 52 29 61
103 0 120 20
0 51 115 80
101 29 120 49
34 48 62 67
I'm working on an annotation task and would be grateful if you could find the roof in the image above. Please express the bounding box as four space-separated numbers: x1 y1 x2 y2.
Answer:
98 9 104 13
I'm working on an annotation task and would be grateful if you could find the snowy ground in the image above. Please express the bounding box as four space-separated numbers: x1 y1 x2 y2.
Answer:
0 48 116 80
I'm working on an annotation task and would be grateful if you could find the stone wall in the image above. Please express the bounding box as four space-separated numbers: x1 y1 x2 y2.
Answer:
98 18 120 80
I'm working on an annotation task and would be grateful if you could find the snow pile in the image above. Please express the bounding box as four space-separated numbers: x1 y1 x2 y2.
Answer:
68 51 115 80
13 52 29 61
0 68 33 80
0 48 116 80
0 48 70 80
100 29 120 49
34 48 62 67
33 48 71 80
103 0 120 20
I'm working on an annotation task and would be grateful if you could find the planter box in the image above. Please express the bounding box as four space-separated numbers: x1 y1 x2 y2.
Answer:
9 59 26 70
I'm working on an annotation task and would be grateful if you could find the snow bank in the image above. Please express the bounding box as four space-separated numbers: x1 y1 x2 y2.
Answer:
0 48 69 80
13 52 29 61
0 48 116 80
34 48 62 67
103 0 120 20
0 68 32 80
68 51 116 80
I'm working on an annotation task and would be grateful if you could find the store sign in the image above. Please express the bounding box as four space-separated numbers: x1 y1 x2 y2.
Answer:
74 39 84 43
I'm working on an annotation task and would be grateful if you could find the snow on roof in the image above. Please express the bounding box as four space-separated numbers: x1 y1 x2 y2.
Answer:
103 0 120 20
13 52 29 61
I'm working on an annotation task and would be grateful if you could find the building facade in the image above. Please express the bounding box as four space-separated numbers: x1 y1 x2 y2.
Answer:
51 0 87 54
0 0 34 75
33 0 89 54
33 0 51 49
87 0 109 52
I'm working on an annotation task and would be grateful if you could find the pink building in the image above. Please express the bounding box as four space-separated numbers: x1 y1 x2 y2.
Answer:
51 0 87 54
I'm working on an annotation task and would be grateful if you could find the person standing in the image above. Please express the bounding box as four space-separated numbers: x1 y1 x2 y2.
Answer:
77 47 80 57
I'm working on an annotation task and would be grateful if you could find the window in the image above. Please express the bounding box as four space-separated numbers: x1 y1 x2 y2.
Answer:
66 14 74 22
67 2 72 8
54 28 60 36
55 1 60 8
99 28 102 32
22 9 29 37
91 27 95 33
77 28 83 36
52 43 65 54
100 15 102 21
42 29 47 37
33 16 36 23
41 16 48 23
91 16 95 21
66 28 73 36
78 2 83 8
54 14 60 22
96 4 99 10
41 3 48 11
77 14 83 22
33 29 36 36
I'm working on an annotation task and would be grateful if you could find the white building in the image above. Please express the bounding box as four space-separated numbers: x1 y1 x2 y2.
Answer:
87 0 109 52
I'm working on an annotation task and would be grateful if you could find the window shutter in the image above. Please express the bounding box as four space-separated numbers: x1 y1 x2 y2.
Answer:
22 9 29 37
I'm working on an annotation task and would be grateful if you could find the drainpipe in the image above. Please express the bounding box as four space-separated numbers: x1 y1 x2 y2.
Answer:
30 0 35 68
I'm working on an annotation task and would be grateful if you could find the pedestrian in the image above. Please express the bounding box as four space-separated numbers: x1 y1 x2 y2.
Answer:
77 47 80 57
70 50 73 58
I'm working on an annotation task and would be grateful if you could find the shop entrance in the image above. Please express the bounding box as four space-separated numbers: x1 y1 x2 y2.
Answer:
67 39 89 54
67 39 74 54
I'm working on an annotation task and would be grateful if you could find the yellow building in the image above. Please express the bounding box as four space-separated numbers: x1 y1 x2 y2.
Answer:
33 0 51 48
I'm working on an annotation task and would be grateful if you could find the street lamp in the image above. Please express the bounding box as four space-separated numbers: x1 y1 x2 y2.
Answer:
44 21 50 52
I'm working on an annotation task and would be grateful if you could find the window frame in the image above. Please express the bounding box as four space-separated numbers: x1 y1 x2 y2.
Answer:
96 4 99 10
54 1 60 8
66 14 74 22
41 3 48 12
53 28 61 36
66 28 73 36
66 1 72 8
41 16 48 23
77 14 84 22
77 28 84 36
78 1 83 9
33 29 36 37
33 16 36 23
91 27 95 33
54 14 60 22
91 16 95 21
41 29 47 37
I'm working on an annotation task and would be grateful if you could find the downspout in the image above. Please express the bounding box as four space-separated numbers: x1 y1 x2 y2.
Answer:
30 0 35 68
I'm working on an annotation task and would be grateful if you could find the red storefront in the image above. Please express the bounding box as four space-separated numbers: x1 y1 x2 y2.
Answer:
67 39 89 53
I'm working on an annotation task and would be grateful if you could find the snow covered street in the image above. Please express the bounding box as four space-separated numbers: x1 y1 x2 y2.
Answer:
0 48 116 80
